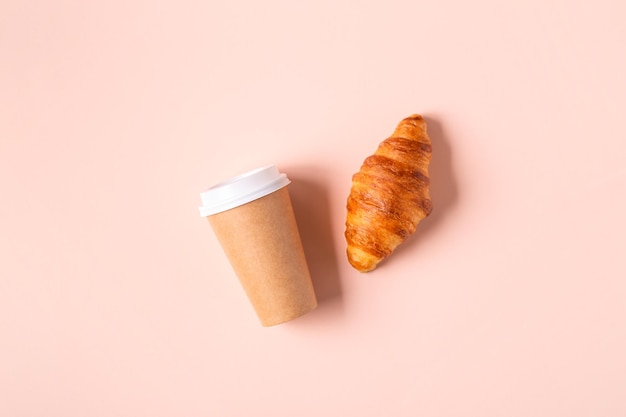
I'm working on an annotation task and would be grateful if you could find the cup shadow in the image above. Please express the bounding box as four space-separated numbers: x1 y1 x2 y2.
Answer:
387 115 459 263
284 167 343 306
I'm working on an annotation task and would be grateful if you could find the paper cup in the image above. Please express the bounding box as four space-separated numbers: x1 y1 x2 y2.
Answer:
199 165 318 326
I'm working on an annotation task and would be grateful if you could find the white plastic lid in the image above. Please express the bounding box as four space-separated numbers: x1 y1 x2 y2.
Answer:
198 165 290 217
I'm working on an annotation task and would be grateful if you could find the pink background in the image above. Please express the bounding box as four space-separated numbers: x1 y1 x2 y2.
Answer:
1 0 625 416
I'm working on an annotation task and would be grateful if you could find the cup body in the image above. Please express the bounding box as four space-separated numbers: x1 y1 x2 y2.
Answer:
200 166 317 326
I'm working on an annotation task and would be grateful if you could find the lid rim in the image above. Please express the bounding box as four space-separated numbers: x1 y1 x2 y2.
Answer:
198 165 290 217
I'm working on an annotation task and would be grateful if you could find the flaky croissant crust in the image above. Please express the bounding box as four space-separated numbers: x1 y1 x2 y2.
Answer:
345 114 432 272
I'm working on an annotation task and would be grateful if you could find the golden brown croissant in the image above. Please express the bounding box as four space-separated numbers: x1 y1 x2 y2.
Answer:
345 114 433 272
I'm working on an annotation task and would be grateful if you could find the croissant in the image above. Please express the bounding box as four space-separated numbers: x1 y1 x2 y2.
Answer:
345 114 433 272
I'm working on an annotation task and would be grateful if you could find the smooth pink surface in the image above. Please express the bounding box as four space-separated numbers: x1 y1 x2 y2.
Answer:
1 1 625 416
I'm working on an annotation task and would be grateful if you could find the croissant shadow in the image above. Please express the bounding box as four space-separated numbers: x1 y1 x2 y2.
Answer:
283 167 344 307
385 115 459 265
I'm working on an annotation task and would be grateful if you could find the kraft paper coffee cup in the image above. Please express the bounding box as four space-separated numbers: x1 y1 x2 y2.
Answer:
199 165 318 326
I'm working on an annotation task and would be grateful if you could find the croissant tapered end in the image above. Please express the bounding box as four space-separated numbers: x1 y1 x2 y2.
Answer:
345 114 432 272
346 245 380 272
392 114 429 141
